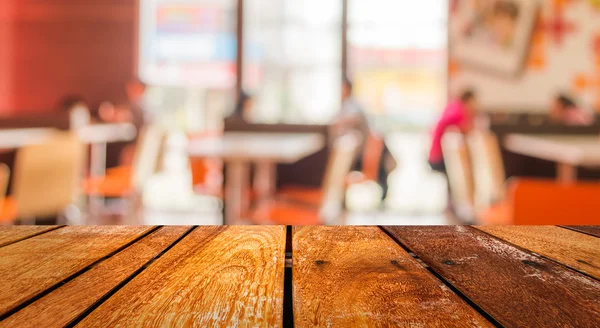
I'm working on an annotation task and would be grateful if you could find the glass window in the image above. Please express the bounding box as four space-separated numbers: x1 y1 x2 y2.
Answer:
348 0 448 129
139 0 237 132
244 0 342 124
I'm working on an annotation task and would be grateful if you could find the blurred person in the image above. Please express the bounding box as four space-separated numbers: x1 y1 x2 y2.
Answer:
57 95 90 128
124 79 150 130
334 77 395 200
98 101 117 123
428 89 478 173
98 79 150 168
549 94 595 126
333 77 370 143
225 91 254 125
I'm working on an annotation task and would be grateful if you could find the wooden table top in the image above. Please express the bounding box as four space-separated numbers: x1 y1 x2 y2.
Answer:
0 225 598 327
188 132 325 163
505 134 600 166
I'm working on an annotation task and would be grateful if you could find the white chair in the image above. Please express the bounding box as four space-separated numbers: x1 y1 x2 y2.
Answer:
467 130 506 211
441 130 475 221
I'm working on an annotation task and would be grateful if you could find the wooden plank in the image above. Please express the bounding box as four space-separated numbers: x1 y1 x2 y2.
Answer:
76 226 286 327
477 226 600 280
384 226 600 327
293 226 492 327
0 226 153 316
563 226 600 238
1 226 191 328
0 226 61 247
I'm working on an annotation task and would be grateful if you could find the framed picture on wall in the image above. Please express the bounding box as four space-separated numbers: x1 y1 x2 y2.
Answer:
450 0 539 77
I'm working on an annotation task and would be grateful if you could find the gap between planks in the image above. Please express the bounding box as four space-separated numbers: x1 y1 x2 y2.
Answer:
0 226 65 248
378 226 503 328
65 226 197 327
283 225 294 328
0 226 162 322
474 226 600 283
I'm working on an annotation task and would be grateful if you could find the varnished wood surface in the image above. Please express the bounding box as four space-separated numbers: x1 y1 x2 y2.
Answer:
292 226 492 327
1 226 191 328
384 226 600 327
77 226 286 327
477 226 600 279
0 225 598 327
0 225 60 247
0 226 153 316
564 225 600 238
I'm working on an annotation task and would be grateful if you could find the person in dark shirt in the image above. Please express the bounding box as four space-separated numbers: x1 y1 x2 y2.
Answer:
334 77 395 200
57 95 91 129
225 91 254 127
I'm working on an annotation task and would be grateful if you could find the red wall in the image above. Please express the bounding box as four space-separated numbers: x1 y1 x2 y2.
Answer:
0 0 137 114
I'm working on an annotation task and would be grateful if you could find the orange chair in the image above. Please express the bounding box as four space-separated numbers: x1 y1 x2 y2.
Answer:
479 179 600 225
83 125 165 200
251 133 361 225
187 131 225 197
0 163 15 223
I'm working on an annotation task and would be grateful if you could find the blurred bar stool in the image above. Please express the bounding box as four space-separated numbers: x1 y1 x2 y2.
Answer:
250 133 360 225
0 132 84 224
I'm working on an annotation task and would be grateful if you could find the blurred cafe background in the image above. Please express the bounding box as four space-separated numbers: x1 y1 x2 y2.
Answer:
0 0 599 226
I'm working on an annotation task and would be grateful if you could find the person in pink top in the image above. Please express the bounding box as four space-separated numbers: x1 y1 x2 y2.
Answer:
428 89 478 173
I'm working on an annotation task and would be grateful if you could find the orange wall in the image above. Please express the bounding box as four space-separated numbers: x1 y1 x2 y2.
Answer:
0 0 137 114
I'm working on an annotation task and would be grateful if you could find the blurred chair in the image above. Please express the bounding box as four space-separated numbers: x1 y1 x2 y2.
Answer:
0 164 12 223
1 132 84 223
345 133 385 211
479 179 600 225
251 133 360 225
467 130 506 211
188 131 224 197
83 125 166 218
277 133 381 208
441 130 475 221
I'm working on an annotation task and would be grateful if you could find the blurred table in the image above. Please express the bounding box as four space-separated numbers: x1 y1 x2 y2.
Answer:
0 225 598 327
188 132 325 224
504 134 600 183
0 123 136 176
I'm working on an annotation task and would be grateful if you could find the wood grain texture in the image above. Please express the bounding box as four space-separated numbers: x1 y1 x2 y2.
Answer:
0 226 153 316
292 226 492 327
477 226 600 279
0 225 60 247
384 226 600 327
564 226 600 238
0 226 191 328
77 226 286 327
